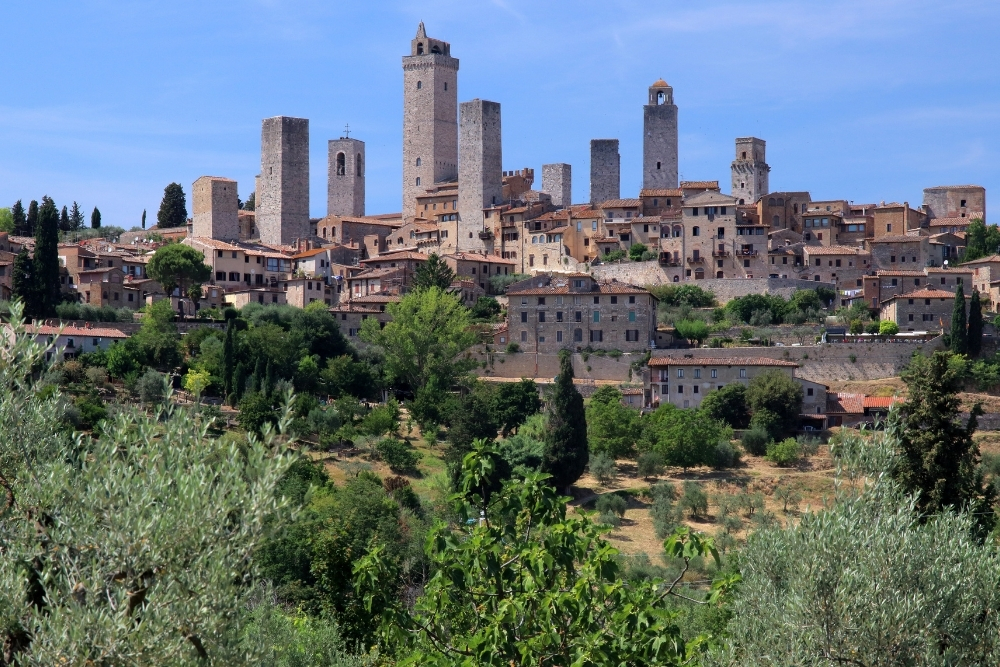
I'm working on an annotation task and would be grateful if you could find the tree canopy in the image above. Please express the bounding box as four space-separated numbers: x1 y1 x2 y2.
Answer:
586 386 642 458
951 281 968 355
745 370 803 440
146 242 212 296
413 253 456 291
542 353 588 491
157 182 189 229
961 218 999 262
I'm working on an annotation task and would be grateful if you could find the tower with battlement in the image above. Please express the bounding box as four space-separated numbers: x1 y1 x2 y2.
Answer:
328 137 365 217
402 23 459 213
192 176 239 241
458 98 502 253
590 139 620 205
542 163 572 208
258 116 310 245
731 137 769 205
643 80 678 190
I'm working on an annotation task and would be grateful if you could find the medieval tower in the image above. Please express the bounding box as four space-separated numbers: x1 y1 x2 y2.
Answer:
590 139 620 205
402 23 459 212
643 79 678 190
258 116 310 246
542 163 572 208
731 137 769 205
458 98 502 253
328 136 365 217
192 176 239 241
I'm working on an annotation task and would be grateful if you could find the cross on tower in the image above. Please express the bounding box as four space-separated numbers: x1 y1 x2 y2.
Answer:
343 123 350 139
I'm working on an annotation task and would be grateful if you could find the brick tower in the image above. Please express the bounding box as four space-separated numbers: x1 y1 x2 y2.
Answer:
590 139 620 205
731 137 769 205
258 116 310 245
542 163 572 208
458 99 502 253
402 23 459 213
643 79 678 190
328 136 365 217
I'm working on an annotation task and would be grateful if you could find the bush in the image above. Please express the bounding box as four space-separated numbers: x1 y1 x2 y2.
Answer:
375 437 421 472
713 440 741 468
774 484 802 513
137 369 166 404
879 320 900 336
589 452 618 485
75 394 107 430
602 249 627 262
489 273 529 294
505 342 521 354
679 481 708 518
766 437 801 467
649 482 681 539
85 366 108 387
849 319 863 335
742 427 770 456
598 511 621 527
595 492 628 517
866 321 881 334
360 400 400 437
637 451 665 480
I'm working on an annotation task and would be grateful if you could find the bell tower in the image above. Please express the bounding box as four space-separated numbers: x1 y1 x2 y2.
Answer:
643 79 678 190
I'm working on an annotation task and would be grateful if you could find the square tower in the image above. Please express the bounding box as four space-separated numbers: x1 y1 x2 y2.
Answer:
328 137 365 217
402 23 459 213
258 116 310 246
192 176 239 241
542 163 572 208
458 99 502 253
590 139 620 205
731 137 769 205
643 79 678 190
922 185 986 221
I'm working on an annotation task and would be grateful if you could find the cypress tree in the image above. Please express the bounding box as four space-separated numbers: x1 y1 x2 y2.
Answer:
157 183 188 229
11 247 35 316
233 362 247 400
142 209 147 229
26 200 38 236
950 282 967 355
69 201 84 229
222 320 235 395
542 352 589 493
33 197 61 317
10 200 25 235
968 288 984 358
264 360 276 397
91 207 101 229
59 205 71 232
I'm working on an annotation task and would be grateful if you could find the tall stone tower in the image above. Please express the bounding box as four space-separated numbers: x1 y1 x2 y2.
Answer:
192 176 239 241
458 99 502 253
643 79 678 190
730 137 769 205
542 163 572 208
402 23 459 213
328 136 365 217
590 139 620 205
258 116 310 246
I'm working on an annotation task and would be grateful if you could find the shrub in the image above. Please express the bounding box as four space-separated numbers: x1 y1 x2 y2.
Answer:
650 482 681 538
766 437 801 467
375 437 421 472
598 511 621 527
679 481 708 518
866 321 881 334
137 369 166 404
75 394 107 430
849 319 863 335
741 427 770 456
849 354 857 363
85 366 108 387
774 484 802 513
628 243 649 262
637 451 665 480
505 342 521 353
879 320 900 336
739 489 766 517
596 492 628 518
589 452 618 485
712 440 741 468
361 400 400 437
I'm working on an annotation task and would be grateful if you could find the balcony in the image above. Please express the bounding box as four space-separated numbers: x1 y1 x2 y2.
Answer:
478 230 495 241
738 249 759 257
687 255 706 263
712 250 730 257
658 252 680 266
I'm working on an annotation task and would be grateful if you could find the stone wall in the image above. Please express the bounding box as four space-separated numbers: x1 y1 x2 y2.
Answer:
643 99 678 190
458 99 502 253
589 139 620 204
258 116 310 246
474 349 642 383
192 176 239 242
327 138 365 218
541 163 572 208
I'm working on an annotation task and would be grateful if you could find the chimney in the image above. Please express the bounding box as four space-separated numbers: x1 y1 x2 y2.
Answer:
86 321 92 329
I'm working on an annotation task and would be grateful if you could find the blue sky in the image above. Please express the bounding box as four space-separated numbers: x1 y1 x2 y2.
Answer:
1 0 998 227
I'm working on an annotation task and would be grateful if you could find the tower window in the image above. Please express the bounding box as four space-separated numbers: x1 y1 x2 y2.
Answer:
415 157 421 167
657 91 664 104
336 152 346 176
742 151 747 159
444 82 448 91
416 81 422 89
357 153 363 176
416 43 423 55
416 177 421 186
656 161 661 170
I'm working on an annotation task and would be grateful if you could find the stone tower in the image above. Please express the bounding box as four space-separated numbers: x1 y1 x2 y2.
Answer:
643 79 678 190
458 99 502 253
192 176 239 241
730 137 769 205
328 137 365 217
590 139 620 205
258 116 310 246
542 163 572 208
922 185 986 222
402 23 459 213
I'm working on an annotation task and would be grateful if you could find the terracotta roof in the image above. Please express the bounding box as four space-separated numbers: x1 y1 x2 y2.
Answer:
24 323 129 338
329 304 383 314
925 266 973 274
803 246 869 256
863 396 903 409
292 247 329 259
648 356 798 368
959 254 1000 266
346 294 401 304
620 387 644 396
631 215 662 222
869 235 924 244
651 78 668 87
508 281 648 296
884 288 959 300
599 199 642 209
640 188 682 197
360 250 427 263
875 270 926 277
828 393 864 414
349 267 407 279
444 252 515 264
929 217 973 227
679 181 720 189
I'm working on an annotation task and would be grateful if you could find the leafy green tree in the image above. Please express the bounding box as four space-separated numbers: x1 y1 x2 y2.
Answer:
746 370 802 439
238 391 278 435
765 437 800 466
628 242 648 261
25 199 38 235
647 283 717 308
951 281 968 355
243 191 255 211
586 385 641 458
0 207 13 233
58 204 71 231
542 353 588 491
146 242 212 296
11 247 35 315
961 218 999 262
106 339 143 378
157 182 188 228
638 451 665 480
221 318 236 395
356 443 734 667
879 319 899 335
643 404 729 471
489 378 541 437
10 200 25 234
90 205 101 229
893 351 996 539
319 355 381 400
413 253 456 291
33 196 61 317
134 299 181 368
69 201 84 229
675 319 709 345
968 288 984 357
239 595 365 667
679 480 708 518
589 451 618 485
700 383 750 429
469 295 501 320
724 293 788 324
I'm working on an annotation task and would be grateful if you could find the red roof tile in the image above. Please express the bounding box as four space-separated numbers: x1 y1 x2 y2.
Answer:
828 392 864 414
863 396 903 409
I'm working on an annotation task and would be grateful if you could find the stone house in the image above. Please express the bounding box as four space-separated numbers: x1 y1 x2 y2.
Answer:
862 267 971 310
801 246 871 289
184 238 293 290
442 252 516 294
4 321 130 360
283 276 334 308
879 287 964 331
871 202 928 238
800 211 839 245
330 296 399 339
506 273 656 354
963 255 1000 299
645 356 800 410
867 235 929 271
759 192 811 232
223 287 287 308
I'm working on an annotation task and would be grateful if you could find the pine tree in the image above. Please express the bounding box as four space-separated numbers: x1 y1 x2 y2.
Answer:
10 200 25 235
242 192 255 212
157 183 188 229
33 197 61 317
69 201 84 229
91 207 101 229
950 282 967 355
59 205 71 232
968 288 984 358
414 253 456 291
542 352 588 493
222 319 235 395
26 200 38 236
142 209 147 229
11 247 35 316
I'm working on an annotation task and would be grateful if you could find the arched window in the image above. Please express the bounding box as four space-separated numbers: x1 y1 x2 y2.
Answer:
657 91 664 104
416 43 424 55
692 226 700 237
416 177 421 186
336 152 346 176
768 198 776 206
739 198 745 205
416 81 422 89
322 227 327 238
773 215 780 225
415 157 421 167
777 198 785 206
672 226 681 238
431 44 441 54
331 227 336 237
357 153 363 176
672 275 680 283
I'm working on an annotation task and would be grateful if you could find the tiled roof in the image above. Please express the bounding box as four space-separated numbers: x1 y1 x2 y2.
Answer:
360 251 427 263
828 392 864 414
884 288 959 300
639 188 682 197
349 267 407 279
292 247 329 259
929 217 973 227
599 199 643 208
444 252 515 264
648 356 798 368
925 266 973 274
620 387 644 395
24 323 128 338
803 245 868 256
347 294 401 304
631 215 662 222
863 396 903 409
875 270 925 277
508 280 647 297
959 254 1000 266
869 235 924 244
679 181 720 189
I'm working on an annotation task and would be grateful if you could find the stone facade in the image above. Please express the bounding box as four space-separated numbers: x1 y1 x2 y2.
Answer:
922 185 986 222
590 139 620 205
541 163 572 208
327 137 365 217
880 288 963 331
402 22 459 211
192 176 239 241
648 356 798 410
643 80 678 190
458 99 502 254
731 137 769 206
258 116 310 246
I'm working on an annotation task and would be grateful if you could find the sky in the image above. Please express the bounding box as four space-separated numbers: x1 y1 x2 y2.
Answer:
1 0 999 228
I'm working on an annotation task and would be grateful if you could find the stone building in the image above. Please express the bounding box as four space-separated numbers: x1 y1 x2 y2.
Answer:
801 246 871 289
402 23 459 211
880 287 964 331
590 139 620 205
922 185 985 222
183 237 293 290
506 273 656 354
758 192 810 232
541 163 572 208
457 99 502 254
327 137 365 217
192 176 239 241
867 235 929 270
258 116 310 246
646 356 799 410
863 266 972 309
871 202 927 238
643 80 678 190
442 251 515 293
730 137 769 206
